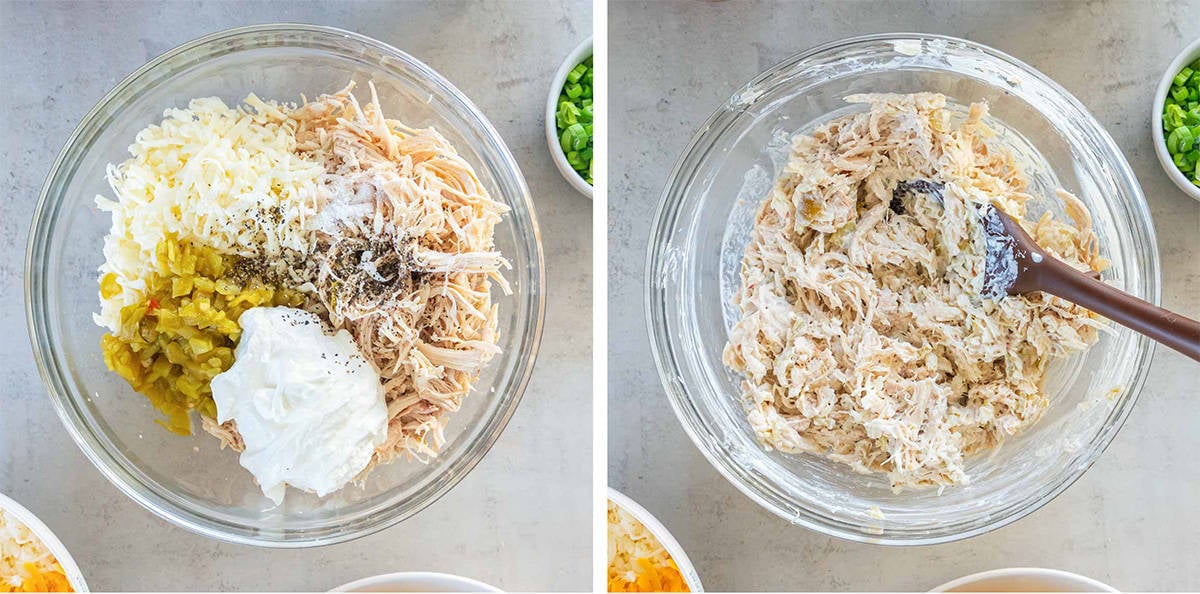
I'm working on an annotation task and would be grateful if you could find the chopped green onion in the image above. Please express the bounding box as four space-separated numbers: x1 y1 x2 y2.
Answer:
566 64 586 84
1180 127 1195 152
1163 58 1200 186
1174 67 1193 87
561 123 585 152
552 54 594 185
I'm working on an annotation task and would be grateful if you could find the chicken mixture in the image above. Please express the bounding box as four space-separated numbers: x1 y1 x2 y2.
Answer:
723 93 1107 490
98 82 507 502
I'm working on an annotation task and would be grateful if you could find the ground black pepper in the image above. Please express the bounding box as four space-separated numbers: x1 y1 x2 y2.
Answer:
227 247 308 288
320 230 427 304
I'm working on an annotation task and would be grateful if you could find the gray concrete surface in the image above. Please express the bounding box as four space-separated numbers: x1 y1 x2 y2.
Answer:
610 1 1199 591
0 1 591 591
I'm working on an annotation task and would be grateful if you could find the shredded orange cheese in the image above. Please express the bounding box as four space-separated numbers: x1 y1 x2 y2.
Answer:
1 509 73 592
607 501 689 593
2 563 72 593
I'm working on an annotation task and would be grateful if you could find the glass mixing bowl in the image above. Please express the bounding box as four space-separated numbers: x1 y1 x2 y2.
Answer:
26 24 544 547
647 34 1158 545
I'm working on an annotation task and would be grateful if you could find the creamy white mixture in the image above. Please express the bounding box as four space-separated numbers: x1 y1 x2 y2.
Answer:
723 93 1106 490
211 307 387 504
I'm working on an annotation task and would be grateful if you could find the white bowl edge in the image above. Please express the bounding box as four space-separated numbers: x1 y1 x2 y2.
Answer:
931 567 1118 592
330 571 502 592
545 36 594 199
607 487 704 592
0 492 89 592
1151 37 1200 201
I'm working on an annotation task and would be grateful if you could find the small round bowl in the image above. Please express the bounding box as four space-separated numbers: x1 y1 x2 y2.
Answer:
647 34 1158 545
931 568 1117 592
545 36 594 198
331 572 501 592
0 492 89 592
608 488 703 592
1152 37 1200 201
26 24 545 547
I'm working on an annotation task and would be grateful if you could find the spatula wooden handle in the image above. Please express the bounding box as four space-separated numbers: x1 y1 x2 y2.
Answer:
1033 256 1200 362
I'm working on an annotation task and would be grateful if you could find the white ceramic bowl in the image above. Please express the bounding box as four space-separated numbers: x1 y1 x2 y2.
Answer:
545 36 594 198
1151 37 1200 201
0 492 88 592
331 572 501 592
608 488 703 592
931 567 1117 592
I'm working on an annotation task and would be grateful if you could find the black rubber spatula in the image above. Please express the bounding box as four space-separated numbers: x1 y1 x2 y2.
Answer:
979 204 1200 361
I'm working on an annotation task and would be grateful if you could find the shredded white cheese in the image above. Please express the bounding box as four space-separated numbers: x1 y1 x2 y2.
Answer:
94 95 323 332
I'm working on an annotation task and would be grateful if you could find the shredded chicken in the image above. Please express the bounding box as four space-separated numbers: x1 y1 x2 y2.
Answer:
294 83 508 464
200 82 509 466
723 93 1107 490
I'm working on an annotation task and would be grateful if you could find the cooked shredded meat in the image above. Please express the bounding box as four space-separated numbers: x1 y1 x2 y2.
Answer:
296 83 509 464
723 93 1107 490
201 82 510 466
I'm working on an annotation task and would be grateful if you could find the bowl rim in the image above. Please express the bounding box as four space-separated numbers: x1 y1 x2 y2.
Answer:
645 32 1158 546
929 567 1118 592
24 23 545 547
329 571 502 592
1151 36 1200 201
544 36 594 198
0 492 89 592
607 488 704 592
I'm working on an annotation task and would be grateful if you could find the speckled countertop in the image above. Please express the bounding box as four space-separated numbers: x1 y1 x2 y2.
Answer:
0 1 591 591
609 0 1199 591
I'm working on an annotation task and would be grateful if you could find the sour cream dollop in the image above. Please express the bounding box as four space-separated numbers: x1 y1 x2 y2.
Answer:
211 306 387 504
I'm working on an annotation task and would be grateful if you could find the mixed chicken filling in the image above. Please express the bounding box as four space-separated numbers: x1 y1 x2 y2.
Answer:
724 93 1107 490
